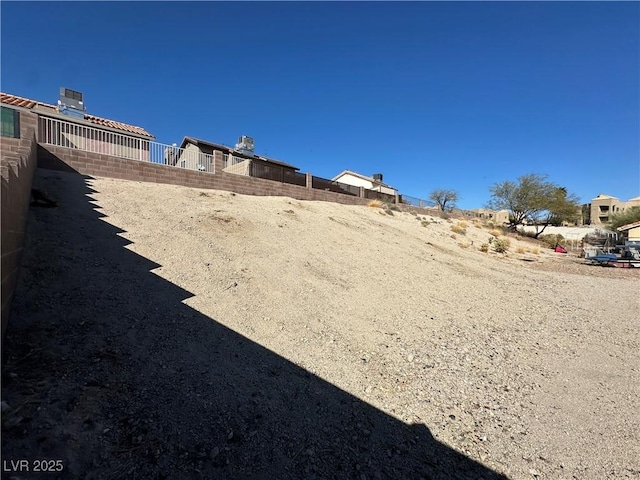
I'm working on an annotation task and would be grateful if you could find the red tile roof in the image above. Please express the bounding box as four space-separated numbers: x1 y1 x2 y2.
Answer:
1 92 154 138
617 220 640 232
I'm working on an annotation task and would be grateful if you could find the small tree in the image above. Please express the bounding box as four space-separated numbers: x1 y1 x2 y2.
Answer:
487 174 580 237
608 206 640 232
529 186 581 237
429 189 458 212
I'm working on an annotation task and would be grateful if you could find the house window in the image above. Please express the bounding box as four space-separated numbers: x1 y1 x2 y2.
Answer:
1 107 20 138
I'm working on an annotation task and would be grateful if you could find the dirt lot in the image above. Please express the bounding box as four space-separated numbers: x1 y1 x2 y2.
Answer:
2 170 639 480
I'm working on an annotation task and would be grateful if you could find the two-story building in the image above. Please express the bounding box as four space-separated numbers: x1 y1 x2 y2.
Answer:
584 194 640 226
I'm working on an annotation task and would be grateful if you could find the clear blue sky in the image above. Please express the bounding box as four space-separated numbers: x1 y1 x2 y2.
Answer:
2 1 638 209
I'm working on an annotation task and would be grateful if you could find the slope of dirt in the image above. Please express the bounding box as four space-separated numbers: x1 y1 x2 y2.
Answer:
2 170 638 480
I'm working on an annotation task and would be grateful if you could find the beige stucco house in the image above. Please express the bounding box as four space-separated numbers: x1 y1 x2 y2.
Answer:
467 208 510 225
585 194 640 226
617 220 640 243
1 92 154 160
331 170 397 196
176 136 302 181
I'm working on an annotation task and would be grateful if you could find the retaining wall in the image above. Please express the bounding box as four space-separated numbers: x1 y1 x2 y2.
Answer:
1 111 39 338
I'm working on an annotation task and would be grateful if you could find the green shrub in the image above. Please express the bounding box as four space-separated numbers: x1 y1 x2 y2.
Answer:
480 243 489 253
493 238 510 253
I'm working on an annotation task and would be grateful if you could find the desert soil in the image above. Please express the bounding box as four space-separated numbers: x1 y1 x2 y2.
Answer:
2 169 639 480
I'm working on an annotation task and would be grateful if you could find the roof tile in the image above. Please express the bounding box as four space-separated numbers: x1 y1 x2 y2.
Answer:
1 92 154 138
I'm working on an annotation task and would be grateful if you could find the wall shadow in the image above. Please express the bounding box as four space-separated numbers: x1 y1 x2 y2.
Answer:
2 162 509 479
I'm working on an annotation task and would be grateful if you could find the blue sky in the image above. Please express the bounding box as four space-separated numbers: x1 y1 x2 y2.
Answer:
1 1 638 209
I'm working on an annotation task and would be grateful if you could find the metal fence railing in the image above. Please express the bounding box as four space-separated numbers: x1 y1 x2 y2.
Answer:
364 189 396 202
311 176 360 196
399 194 436 208
250 162 307 186
38 116 214 173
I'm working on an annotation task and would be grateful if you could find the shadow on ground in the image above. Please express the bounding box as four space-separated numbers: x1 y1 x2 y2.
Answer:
2 164 508 480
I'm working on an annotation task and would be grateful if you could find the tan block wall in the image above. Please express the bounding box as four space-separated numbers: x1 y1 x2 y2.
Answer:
38 144 373 206
1 110 39 338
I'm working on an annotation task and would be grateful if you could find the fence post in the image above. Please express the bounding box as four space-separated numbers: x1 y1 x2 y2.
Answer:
213 150 224 174
359 187 364 198
394 193 399 205
306 173 312 189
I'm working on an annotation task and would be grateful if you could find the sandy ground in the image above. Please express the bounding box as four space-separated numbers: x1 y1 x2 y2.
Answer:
2 170 639 480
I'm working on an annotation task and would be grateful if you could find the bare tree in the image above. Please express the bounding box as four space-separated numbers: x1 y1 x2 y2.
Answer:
429 189 458 212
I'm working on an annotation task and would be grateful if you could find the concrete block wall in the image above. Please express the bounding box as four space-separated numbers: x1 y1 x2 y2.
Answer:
1 110 39 338
38 144 373 206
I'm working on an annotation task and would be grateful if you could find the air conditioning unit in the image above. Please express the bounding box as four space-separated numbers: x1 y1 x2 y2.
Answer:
235 135 255 153
58 87 86 119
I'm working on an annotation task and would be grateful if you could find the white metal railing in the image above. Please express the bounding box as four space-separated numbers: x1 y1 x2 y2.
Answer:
38 116 215 173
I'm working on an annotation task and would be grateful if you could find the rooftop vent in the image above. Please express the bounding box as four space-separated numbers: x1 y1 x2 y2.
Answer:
58 87 86 119
235 135 255 155
372 173 383 182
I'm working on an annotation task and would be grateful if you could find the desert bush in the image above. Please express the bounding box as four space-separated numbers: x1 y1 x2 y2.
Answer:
516 246 526 254
493 238 511 253
539 234 565 249
421 220 430 227
458 242 470 249
367 200 383 208
451 224 466 235
530 247 540 254
479 243 489 253
458 221 468 229
489 229 503 237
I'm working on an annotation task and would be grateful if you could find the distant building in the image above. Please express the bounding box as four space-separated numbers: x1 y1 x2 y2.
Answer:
617 220 640 243
331 170 397 196
467 208 510 225
176 136 301 180
583 194 640 226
